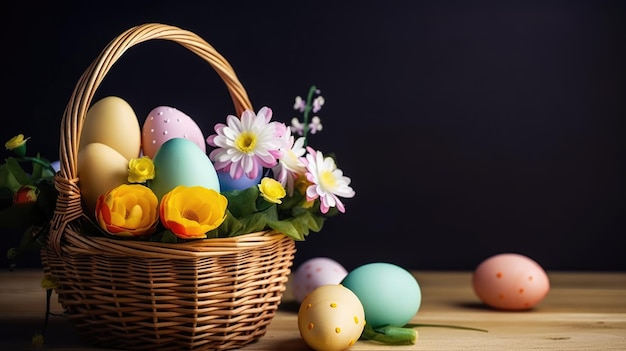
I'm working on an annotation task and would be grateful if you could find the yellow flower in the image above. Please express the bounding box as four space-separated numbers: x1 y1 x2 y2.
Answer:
128 156 155 183
5 134 28 150
159 185 228 239
95 184 159 237
258 177 286 204
5 134 29 156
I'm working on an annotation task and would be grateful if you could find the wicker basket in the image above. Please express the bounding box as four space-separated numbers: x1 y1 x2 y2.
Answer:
41 23 296 351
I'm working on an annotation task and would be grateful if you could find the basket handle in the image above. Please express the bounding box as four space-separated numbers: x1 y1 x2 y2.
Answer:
48 23 253 255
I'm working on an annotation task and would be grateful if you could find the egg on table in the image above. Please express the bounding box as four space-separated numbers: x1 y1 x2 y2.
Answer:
341 262 421 329
292 257 348 303
472 253 550 310
298 284 366 351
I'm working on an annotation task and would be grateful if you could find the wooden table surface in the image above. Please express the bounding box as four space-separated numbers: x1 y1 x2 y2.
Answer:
1 270 625 350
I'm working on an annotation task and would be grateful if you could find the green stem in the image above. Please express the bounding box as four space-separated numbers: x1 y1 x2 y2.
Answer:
361 324 417 345
18 156 56 175
302 85 317 147
405 323 488 333
360 322 488 346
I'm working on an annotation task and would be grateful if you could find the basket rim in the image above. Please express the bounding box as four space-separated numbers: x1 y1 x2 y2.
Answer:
48 228 293 259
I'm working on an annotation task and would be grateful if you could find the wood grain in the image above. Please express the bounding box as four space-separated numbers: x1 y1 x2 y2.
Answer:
1 270 624 350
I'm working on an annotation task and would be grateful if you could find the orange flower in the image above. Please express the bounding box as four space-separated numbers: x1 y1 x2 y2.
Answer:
159 185 228 239
95 184 159 237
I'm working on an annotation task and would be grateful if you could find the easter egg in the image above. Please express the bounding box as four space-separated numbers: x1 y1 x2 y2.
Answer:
141 106 206 159
79 96 141 161
292 257 348 303
78 143 130 217
472 253 550 310
298 284 366 351
148 138 220 200
341 262 421 329
217 169 262 192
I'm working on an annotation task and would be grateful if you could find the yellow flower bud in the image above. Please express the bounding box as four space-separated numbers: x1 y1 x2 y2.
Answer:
5 134 28 150
128 156 155 183
258 177 286 204
5 134 29 156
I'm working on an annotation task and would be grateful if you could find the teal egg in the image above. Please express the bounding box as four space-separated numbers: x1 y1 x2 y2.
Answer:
148 138 220 199
341 262 421 329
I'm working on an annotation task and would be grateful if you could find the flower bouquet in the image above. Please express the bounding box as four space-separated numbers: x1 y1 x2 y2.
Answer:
0 23 354 351
79 84 352 245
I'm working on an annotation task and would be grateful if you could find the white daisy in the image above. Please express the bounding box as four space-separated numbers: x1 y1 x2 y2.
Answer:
207 107 285 180
303 147 355 214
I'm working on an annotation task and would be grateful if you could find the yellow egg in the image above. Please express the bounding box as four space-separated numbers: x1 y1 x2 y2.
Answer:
79 96 141 161
298 284 366 351
78 143 130 217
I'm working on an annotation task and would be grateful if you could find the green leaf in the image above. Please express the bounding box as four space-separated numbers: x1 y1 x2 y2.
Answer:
30 153 53 180
223 186 260 217
360 324 417 345
4 157 31 186
217 210 244 237
238 205 278 234
277 190 305 209
267 219 304 241
159 230 179 243
292 211 324 234
0 160 24 192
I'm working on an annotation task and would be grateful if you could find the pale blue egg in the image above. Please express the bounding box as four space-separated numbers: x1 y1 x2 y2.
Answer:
341 262 421 329
148 138 220 200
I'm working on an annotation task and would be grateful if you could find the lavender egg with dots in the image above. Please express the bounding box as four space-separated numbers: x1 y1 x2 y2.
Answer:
141 106 206 159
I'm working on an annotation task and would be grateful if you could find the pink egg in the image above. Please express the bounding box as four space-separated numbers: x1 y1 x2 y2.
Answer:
292 257 348 303
141 106 206 158
472 253 550 310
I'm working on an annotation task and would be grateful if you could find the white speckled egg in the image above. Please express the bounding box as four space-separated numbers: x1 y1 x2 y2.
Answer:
292 257 348 303
141 106 206 158
79 96 141 161
298 284 365 351
472 253 550 310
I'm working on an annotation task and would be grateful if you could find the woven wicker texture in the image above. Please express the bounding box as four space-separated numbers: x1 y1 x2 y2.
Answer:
42 23 296 351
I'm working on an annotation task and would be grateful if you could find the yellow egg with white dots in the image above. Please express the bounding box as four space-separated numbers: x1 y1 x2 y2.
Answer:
298 284 366 351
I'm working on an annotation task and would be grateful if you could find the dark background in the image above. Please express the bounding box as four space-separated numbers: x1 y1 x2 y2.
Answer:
1 0 624 272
